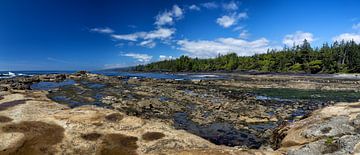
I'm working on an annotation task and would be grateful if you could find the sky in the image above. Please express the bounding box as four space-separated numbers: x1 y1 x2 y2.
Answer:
1 0 360 71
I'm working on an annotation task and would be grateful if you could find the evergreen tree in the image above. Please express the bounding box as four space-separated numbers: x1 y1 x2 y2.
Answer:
133 40 360 74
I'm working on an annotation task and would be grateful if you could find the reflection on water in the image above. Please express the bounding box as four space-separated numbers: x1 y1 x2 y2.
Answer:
252 88 360 102
173 112 262 148
30 79 76 91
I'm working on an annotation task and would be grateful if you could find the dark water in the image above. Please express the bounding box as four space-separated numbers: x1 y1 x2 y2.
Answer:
173 112 262 148
31 79 111 109
252 88 360 102
30 79 76 91
0 71 75 78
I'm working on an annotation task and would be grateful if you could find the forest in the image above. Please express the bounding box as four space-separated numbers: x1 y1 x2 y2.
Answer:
133 40 360 73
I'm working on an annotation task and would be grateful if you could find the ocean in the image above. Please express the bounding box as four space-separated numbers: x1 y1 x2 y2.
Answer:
0 71 225 80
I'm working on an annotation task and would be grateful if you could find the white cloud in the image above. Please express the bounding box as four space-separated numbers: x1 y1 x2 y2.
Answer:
111 33 140 41
216 15 236 28
172 5 183 17
155 5 183 26
159 55 174 61
90 27 114 34
333 33 360 43
283 31 314 46
155 11 173 26
177 37 275 58
201 2 218 9
121 53 153 62
144 28 175 40
111 28 175 42
216 12 247 28
91 5 181 49
222 1 238 11
189 5 200 11
139 40 156 48
352 22 360 30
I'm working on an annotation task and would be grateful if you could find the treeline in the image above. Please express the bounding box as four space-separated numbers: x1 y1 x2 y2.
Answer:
134 40 360 73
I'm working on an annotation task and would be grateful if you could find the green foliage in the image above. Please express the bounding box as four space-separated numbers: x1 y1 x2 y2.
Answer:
325 136 334 145
134 40 360 74
308 60 323 73
290 63 302 72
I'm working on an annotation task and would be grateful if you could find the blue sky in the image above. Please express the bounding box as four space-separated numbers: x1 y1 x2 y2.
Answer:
1 0 360 71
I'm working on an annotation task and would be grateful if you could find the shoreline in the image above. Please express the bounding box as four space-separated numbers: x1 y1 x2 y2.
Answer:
1 72 360 154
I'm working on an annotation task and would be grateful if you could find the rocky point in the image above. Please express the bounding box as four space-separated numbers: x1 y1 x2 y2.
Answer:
0 72 360 154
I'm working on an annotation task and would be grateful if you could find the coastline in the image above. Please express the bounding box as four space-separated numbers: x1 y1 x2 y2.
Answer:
0 72 360 154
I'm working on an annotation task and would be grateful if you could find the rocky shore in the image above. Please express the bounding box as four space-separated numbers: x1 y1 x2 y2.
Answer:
1 72 360 154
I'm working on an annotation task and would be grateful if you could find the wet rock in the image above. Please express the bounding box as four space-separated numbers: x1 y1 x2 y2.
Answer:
76 70 88 75
10 82 31 90
39 74 66 82
270 121 289 149
98 134 138 155
105 113 123 122
101 96 119 105
0 100 27 111
81 132 102 141
2 121 65 154
0 86 8 91
0 115 13 123
0 90 273 154
142 132 165 141
4 73 359 151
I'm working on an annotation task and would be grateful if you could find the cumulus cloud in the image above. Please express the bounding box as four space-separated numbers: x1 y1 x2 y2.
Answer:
159 55 174 61
144 28 175 40
155 5 183 26
139 40 156 48
121 53 153 62
216 16 236 28
111 33 139 41
90 27 114 34
283 31 315 46
222 1 238 11
201 2 218 9
111 28 175 42
333 33 360 43
177 37 275 58
104 4 179 49
172 5 183 17
333 23 360 43
189 4 200 11
155 12 173 26
216 12 247 28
